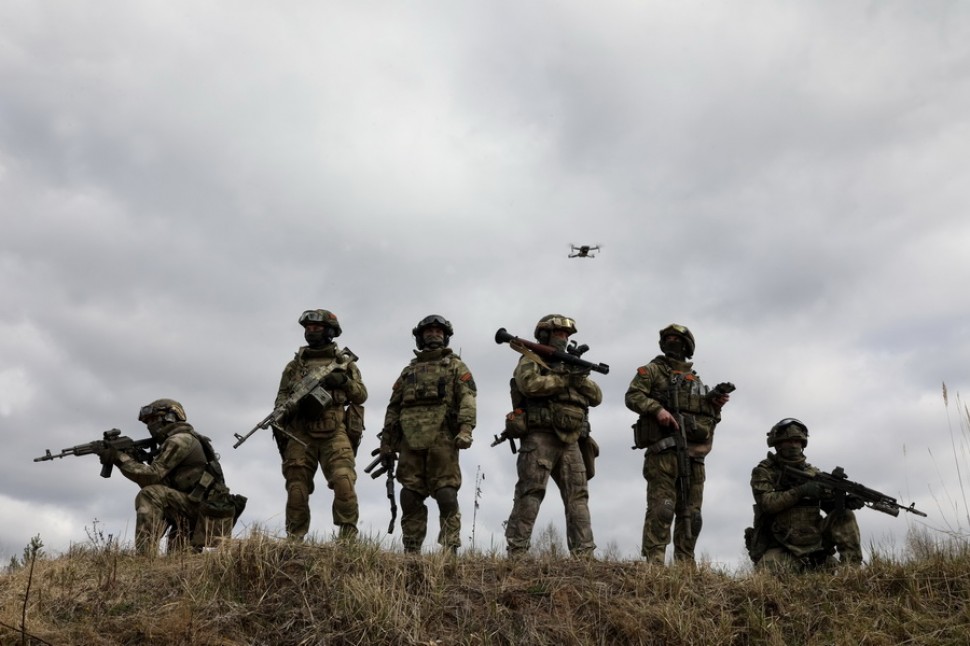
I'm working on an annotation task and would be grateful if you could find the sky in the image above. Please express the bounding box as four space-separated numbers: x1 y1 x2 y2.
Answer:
2 1 970 569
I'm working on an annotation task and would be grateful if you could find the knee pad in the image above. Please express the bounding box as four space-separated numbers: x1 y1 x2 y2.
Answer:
656 499 676 523
400 488 426 515
329 468 356 497
434 487 459 516
692 510 703 536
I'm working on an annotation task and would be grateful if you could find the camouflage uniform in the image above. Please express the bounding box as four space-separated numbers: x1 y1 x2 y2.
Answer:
624 325 725 565
383 335 477 553
505 317 602 557
277 342 367 540
114 400 242 556
747 419 862 571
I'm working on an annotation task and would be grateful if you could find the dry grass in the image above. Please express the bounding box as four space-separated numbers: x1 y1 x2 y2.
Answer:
2 528 969 646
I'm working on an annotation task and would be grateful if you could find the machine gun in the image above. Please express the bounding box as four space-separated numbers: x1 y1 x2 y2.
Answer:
364 448 397 534
34 429 159 478
783 465 927 518
494 328 609 375
233 347 359 449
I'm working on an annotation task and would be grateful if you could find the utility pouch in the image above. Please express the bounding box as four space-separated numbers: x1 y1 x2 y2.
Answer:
633 415 666 448
684 414 715 444
505 408 528 438
345 403 365 455
551 404 586 434
188 471 216 503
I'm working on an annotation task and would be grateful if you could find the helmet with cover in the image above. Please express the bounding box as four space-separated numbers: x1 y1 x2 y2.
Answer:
534 314 577 345
299 309 341 347
138 399 187 425
412 314 454 349
658 323 695 359
767 418 809 448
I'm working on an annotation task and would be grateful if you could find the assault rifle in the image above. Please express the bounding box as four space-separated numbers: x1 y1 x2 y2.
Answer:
490 430 518 453
783 465 927 518
34 428 159 478
233 347 359 449
668 374 694 540
494 328 609 375
364 448 397 533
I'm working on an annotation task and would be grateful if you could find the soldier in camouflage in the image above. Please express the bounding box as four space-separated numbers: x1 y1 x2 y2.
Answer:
98 398 243 556
624 324 730 565
275 309 367 541
504 314 602 558
748 418 863 571
381 315 476 554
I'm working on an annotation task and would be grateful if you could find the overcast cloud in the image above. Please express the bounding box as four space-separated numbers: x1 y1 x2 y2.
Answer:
2 1 969 568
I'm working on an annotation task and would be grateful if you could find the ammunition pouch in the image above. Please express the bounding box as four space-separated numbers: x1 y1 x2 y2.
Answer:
300 385 334 416
771 505 824 555
188 471 216 503
191 489 247 548
683 413 716 444
633 415 667 449
551 403 586 434
504 408 528 438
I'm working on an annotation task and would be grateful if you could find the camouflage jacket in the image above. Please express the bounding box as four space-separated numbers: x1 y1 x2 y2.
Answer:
383 348 476 450
624 355 721 456
275 343 367 434
116 422 207 494
513 355 602 443
751 453 830 556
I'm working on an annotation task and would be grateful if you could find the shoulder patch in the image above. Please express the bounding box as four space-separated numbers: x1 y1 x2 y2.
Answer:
637 366 649 376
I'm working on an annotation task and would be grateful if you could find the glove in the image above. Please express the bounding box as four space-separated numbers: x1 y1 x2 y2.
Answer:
454 425 473 449
796 480 823 499
324 371 348 388
95 445 118 463
846 495 866 510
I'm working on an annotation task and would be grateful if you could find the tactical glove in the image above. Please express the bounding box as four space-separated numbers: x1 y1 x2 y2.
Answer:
454 426 473 449
846 495 866 510
324 371 348 388
796 480 823 499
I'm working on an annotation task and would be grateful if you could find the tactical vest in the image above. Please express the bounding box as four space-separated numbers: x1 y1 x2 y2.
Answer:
512 363 590 443
292 346 349 435
766 462 826 556
159 424 208 493
634 358 719 448
399 351 459 450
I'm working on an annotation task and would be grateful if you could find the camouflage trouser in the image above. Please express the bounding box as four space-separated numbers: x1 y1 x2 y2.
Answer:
505 430 595 556
759 510 863 571
281 428 358 540
396 431 463 552
134 484 199 556
641 450 705 565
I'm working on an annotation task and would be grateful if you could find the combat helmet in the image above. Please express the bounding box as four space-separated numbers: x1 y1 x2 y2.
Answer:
658 323 695 359
412 314 454 349
299 309 342 337
138 398 187 424
767 418 809 448
534 314 577 344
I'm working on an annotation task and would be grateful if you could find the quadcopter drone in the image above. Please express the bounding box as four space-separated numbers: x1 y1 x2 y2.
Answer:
568 244 601 258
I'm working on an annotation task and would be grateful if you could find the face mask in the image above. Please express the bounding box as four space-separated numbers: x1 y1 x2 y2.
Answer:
777 444 805 461
147 419 167 436
305 329 328 348
661 338 687 360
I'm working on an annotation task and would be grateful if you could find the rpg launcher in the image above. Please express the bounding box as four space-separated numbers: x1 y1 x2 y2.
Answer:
494 328 609 375
34 429 159 478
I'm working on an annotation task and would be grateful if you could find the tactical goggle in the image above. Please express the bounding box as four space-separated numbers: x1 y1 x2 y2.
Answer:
299 310 334 325
662 324 690 336
138 403 165 422
773 418 808 434
543 317 576 331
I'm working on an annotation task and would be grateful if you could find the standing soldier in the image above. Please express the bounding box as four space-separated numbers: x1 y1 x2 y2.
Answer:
98 398 245 556
747 418 863 571
275 309 367 541
504 314 602 558
381 315 476 554
625 324 731 565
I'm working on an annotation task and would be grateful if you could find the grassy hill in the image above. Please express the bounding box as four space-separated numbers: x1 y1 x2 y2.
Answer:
2 528 968 646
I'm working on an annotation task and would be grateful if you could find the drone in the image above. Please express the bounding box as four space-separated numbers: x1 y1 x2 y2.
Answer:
568 244 601 258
